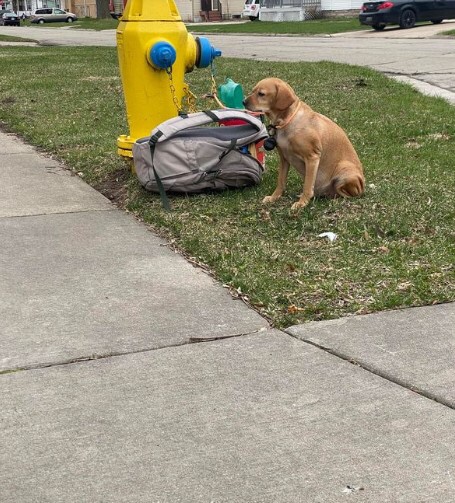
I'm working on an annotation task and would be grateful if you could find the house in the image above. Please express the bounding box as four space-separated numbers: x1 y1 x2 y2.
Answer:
177 0 362 22
69 0 243 22
4 0 360 22
175 0 245 22
1 0 72 16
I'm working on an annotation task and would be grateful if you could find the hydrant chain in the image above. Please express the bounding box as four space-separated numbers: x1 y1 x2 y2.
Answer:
185 87 198 113
166 67 182 113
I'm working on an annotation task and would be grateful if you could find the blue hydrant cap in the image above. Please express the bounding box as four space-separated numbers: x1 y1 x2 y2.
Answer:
150 41 177 69
196 37 222 68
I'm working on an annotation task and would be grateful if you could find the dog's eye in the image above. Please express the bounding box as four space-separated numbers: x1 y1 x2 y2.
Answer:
257 91 265 97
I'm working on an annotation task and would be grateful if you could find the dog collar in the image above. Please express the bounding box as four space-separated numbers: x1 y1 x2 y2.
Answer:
272 102 301 130
264 104 300 151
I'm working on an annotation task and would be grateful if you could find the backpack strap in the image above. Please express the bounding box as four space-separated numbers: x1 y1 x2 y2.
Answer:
202 110 219 122
149 131 171 211
218 138 238 162
152 166 171 212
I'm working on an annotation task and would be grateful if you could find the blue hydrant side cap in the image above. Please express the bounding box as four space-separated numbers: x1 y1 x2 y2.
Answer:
150 41 177 69
196 37 222 68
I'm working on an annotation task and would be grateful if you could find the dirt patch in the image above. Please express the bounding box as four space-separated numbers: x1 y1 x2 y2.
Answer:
94 167 131 207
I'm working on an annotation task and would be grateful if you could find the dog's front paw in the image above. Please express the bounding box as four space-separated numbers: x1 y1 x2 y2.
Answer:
291 199 309 212
262 195 279 205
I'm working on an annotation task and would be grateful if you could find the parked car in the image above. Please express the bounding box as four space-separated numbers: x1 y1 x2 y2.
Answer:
359 0 455 30
0 9 20 26
242 0 261 21
31 8 77 24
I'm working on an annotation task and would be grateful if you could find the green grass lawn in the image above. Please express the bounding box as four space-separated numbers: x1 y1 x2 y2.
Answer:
188 17 368 35
0 45 453 327
10 16 364 35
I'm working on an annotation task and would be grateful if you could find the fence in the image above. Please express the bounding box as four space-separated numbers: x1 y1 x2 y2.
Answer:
260 0 322 20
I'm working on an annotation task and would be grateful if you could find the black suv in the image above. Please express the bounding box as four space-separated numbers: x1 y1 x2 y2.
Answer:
0 9 20 26
359 0 455 30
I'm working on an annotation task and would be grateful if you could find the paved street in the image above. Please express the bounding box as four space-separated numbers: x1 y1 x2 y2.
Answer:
1 21 455 98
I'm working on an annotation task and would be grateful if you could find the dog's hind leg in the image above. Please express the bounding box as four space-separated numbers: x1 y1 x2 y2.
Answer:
332 163 365 198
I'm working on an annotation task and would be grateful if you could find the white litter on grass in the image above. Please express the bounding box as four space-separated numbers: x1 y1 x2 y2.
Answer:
318 232 338 242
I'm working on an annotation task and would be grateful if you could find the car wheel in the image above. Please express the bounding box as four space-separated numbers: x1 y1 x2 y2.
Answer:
249 16 259 21
38 19 44 24
372 24 386 30
431 19 443 24
399 9 416 29
66 17 74 23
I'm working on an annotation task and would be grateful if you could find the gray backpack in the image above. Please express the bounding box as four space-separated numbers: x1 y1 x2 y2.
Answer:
132 109 267 209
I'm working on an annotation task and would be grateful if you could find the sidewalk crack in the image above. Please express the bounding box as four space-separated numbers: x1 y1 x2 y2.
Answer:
285 332 455 411
0 329 268 375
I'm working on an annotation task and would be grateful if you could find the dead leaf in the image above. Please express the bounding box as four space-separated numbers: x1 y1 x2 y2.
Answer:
287 304 304 314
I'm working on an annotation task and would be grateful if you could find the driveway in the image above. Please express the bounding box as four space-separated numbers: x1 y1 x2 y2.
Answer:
337 18 455 38
1 21 454 100
0 25 116 46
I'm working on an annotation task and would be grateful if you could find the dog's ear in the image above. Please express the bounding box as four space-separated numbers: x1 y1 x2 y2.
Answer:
274 82 296 111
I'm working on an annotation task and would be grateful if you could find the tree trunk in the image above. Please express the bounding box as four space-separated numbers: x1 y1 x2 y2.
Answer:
96 0 111 19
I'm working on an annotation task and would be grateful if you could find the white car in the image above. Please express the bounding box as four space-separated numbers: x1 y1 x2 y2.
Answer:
242 0 261 21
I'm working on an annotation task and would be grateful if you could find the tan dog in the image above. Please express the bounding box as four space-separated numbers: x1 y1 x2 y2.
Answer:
243 78 365 211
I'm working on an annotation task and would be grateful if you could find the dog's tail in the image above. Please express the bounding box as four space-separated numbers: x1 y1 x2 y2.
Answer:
333 171 365 198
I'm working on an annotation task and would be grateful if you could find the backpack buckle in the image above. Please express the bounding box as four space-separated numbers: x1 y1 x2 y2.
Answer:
149 131 163 146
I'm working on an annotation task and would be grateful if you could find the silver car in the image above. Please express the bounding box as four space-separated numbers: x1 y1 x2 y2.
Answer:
31 8 77 24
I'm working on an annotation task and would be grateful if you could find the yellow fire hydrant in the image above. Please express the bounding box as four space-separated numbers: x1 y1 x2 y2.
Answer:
116 0 222 157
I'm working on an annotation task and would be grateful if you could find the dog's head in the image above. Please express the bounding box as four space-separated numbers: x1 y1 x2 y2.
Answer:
243 78 298 115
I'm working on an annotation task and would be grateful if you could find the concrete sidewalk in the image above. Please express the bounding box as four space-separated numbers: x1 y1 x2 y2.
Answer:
1 130 454 502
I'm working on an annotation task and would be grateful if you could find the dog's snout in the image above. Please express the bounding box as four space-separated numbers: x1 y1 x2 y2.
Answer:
243 98 253 111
